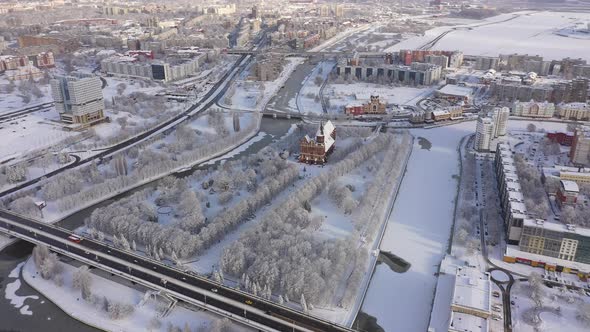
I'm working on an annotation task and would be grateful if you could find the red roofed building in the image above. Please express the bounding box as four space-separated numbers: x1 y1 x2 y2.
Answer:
299 121 336 164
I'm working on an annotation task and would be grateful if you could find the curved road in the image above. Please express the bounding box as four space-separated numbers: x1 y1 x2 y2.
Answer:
0 54 252 198
418 13 524 50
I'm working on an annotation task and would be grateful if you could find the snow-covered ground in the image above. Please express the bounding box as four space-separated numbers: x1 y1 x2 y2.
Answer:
19 258 250 332
387 11 590 61
0 77 53 114
325 82 435 113
298 61 336 115
0 109 77 162
360 121 475 332
511 275 590 332
219 57 305 112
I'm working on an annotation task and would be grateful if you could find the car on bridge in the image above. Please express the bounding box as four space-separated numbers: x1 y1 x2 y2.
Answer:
67 234 83 243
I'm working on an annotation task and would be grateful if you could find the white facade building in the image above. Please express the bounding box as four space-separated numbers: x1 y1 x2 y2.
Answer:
50 74 105 127
512 100 555 118
475 116 494 151
492 107 509 138
558 102 590 121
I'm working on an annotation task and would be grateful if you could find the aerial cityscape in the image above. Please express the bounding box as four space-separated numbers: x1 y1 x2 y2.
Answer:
1 0 590 331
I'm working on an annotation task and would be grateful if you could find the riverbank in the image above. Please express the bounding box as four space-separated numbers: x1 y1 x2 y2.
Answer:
21 256 249 332
359 121 476 332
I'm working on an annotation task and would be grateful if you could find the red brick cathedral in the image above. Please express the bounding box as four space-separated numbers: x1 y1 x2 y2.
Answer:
299 121 336 164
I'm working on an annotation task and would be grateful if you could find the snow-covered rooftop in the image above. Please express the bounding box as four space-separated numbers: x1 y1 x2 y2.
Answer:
438 84 473 97
318 121 335 152
452 267 491 314
560 179 579 193
523 218 590 238
449 311 489 332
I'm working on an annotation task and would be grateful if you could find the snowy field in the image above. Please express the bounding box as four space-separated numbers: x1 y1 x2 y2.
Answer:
298 61 336 115
325 82 435 113
0 76 53 113
0 109 77 162
387 11 590 61
511 274 590 332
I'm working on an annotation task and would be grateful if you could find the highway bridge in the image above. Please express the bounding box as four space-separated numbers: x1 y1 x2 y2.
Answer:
226 49 387 59
0 53 252 198
0 209 356 332
0 102 55 123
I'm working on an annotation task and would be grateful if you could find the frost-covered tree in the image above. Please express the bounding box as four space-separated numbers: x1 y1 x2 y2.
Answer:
210 317 232 332
73 265 93 300
107 301 135 320
6 164 27 183
9 196 41 218
300 293 308 312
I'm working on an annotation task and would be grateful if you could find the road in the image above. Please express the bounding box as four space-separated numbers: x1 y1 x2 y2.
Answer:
0 28 280 198
0 102 54 123
0 54 254 198
474 152 516 332
418 13 524 50
0 209 355 332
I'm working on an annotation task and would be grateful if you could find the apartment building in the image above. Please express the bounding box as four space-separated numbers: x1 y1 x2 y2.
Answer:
496 143 590 265
336 59 442 86
475 117 494 152
511 101 555 118
570 127 590 166
495 143 528 244
472 55 500 70
101 51 210 82
558 103 590 121
50 74 105 128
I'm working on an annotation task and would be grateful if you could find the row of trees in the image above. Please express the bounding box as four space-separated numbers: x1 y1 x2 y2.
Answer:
352 133 412 241
85 148 299 259
41 115 259 214
220 133 410 307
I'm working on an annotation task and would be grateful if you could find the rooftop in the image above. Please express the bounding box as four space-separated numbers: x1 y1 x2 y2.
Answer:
438 84 473 97
560 180 580 193
452 267 491 314
449 312 489 332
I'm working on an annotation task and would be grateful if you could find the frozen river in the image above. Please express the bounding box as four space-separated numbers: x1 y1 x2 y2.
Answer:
359 122 475 332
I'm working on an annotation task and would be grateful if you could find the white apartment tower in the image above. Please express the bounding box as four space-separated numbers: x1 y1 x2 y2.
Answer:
492 106 510 138
475 117 494 151
50 74 105 127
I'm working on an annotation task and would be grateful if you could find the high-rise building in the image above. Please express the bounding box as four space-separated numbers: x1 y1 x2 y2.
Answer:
492 107 510 138
251 5 259 19
570 127 590 166
50 73 105 127
475 116 494 151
